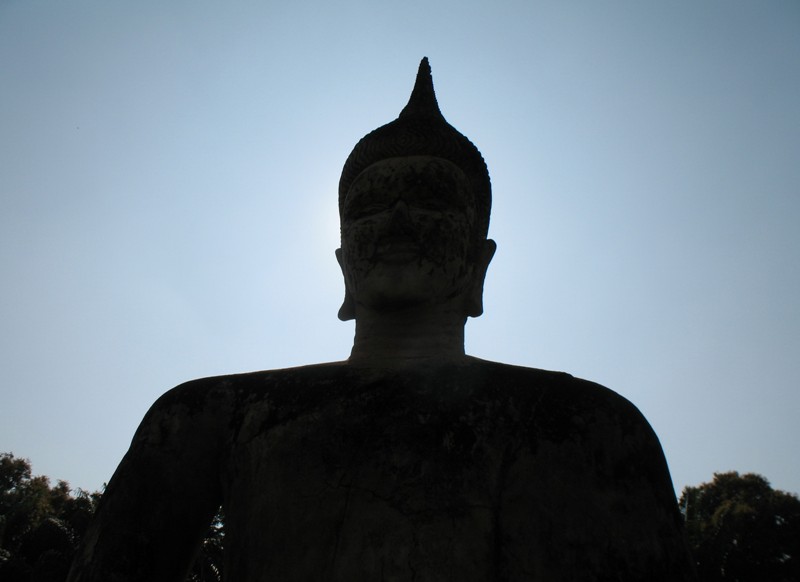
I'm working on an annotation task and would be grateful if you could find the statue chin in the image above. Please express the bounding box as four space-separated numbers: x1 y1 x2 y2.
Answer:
348 258 472 315
352 277 461 314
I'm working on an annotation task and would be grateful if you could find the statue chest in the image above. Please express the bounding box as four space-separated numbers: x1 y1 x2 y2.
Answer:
216 375 609 580
222 385 512 580
213 368 668 581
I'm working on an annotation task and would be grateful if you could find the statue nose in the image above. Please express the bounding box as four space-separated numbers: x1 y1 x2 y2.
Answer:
387 199 413 233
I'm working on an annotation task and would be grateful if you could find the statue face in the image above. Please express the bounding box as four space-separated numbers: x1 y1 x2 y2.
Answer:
339 156 478 313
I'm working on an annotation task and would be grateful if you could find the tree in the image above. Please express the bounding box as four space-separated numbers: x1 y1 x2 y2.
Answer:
0 452 224 582
186 507 225 582
0 453 101 582
679 471 800 582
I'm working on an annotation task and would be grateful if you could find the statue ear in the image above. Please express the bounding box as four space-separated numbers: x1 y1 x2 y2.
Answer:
466 239 497 318
335 248 356 321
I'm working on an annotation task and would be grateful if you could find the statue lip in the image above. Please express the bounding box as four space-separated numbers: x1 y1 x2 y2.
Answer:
375 237 420 263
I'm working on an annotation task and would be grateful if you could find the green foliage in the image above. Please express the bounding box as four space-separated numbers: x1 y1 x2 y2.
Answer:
0 452 101 582
679 471 800 582
186 507 225 582
0 452 225 582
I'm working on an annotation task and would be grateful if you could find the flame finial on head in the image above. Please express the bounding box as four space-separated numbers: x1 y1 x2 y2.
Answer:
398 57 442 119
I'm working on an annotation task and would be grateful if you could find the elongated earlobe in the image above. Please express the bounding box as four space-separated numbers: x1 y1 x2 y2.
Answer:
338 291 356 321
335 248 356 321
466 239 497 318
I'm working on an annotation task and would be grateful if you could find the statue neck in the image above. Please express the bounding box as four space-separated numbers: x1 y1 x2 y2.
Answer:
348 304 467 366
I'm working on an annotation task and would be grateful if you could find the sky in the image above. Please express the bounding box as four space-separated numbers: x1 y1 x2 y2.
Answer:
1 0 798 499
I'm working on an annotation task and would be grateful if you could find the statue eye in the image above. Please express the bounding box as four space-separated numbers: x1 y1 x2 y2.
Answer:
415 198 446 212
348 203 389 220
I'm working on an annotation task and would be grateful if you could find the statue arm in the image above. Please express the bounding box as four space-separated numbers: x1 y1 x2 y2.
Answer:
578 387 698 581
67 381 228 582
504 376 698 580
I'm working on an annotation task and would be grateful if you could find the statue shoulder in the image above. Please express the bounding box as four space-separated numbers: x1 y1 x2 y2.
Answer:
141 361 352 430
466 357 661 445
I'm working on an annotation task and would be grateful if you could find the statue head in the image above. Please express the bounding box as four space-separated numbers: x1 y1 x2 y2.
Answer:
336 58 496 322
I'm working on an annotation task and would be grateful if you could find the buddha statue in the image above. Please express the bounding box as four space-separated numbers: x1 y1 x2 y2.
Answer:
67 59 696 581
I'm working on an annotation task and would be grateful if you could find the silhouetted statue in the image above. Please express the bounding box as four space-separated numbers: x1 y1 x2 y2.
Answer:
68 59 696 581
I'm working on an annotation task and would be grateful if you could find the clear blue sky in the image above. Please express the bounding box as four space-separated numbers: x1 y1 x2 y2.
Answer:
2 0 798 497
